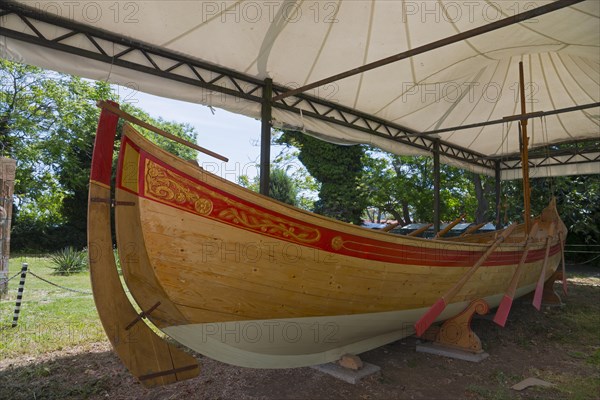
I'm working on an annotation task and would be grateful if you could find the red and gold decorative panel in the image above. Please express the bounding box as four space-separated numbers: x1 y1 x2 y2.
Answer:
116 136 561 268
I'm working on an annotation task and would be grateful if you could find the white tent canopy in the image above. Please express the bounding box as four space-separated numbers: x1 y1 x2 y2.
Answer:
1 0 599 178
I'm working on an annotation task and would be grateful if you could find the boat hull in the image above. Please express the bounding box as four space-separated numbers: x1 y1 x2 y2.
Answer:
111 124 565 368
161 284 537 368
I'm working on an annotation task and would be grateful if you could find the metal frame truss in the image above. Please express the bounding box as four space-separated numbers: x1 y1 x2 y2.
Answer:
496 139 600 171
0 2 595 175
0 2 498 172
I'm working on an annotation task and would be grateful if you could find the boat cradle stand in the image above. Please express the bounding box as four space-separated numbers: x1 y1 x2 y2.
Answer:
522 270 566 307
311 354 381 384
416 299 490 362
541 270 565 307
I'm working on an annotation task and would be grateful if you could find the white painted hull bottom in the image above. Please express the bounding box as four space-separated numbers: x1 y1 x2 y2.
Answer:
163 284 535 368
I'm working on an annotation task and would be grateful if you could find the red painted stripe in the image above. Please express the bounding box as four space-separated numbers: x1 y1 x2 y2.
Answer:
91 101 120 186
117 136 562 268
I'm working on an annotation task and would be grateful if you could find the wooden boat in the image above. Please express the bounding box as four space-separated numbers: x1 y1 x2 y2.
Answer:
88 101 566 385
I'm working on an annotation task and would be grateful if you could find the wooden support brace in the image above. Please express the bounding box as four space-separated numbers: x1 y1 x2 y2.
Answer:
422 299 490 354
125 301 161 330
90 197 135 207
541 270 564 307
138 364 199 381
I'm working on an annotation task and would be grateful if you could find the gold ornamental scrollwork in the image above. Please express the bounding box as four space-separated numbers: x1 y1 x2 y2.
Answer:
331 236 343 250
145 160 213 216
144 159 320 243
218 208 321 243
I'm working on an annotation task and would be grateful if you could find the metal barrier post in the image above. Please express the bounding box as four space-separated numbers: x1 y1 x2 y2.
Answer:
11 262 28 327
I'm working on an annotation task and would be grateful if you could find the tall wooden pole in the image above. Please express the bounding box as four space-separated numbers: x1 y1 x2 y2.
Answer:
0 157 16 298
260 78 273 196
518 62 531 233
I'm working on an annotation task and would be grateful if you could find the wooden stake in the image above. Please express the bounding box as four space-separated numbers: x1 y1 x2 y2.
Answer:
96 100 229 162
415 223 518 336
493 222 539 327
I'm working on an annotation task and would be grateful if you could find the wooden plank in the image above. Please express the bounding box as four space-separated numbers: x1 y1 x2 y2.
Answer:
89 105 199 387
89 183 199 386
116 189 189 328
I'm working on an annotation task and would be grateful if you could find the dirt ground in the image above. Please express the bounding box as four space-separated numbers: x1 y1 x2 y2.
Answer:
1 266 599 400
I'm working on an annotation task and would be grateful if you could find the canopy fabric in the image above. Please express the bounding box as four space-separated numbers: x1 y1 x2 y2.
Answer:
2 0 599 177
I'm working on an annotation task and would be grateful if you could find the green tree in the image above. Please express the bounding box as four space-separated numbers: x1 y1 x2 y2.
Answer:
363 149 479 224
277 131 367 224
268 168 299 206
238 167 299 206
500 174 600 245
1 60 198 251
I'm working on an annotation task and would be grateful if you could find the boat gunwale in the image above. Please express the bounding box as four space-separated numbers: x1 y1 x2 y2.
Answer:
117 124 564 266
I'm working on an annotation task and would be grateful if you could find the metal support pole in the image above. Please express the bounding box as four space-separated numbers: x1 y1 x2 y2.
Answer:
433 141 441 234
260 78 273 196
495 161 502 229
12 263 28 327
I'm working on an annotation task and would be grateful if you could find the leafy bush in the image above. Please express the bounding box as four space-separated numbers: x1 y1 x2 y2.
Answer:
49 247 88 275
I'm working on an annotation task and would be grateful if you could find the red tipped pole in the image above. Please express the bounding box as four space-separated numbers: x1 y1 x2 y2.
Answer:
493 223 539 327
533 223 556 311
558 231 568 296
414 224 517 337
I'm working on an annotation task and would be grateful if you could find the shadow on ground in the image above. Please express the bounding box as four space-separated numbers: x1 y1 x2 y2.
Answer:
1 265 598 400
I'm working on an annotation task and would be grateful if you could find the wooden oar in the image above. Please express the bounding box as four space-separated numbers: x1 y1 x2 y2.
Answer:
532 222 556 311
558 231 568 296
407 223 433 237
414 223 518 337
381 222 400 232
493 222 539 327
434 214 465 238
459 222 487 237
96 100 229 162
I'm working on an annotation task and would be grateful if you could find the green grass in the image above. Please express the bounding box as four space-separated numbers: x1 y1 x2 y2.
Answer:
465 384 513 400
0 256 105 358
527 368 600 400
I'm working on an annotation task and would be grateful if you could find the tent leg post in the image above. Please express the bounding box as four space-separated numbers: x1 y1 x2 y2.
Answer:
495 161 502 229
433 141 441 234
259 78 273 196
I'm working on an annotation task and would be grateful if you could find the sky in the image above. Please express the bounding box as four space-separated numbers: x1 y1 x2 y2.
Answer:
122 87 287 184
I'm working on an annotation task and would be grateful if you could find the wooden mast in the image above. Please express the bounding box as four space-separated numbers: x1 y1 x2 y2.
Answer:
519 61 532 233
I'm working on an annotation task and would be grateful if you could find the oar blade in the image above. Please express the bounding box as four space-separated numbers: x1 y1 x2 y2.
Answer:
560 240 568 296
532 271 545 311
493 294 514 327
414 298 447 337
562 264 568 296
